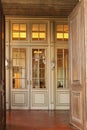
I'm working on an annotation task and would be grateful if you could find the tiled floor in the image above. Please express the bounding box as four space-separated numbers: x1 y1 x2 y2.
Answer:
6 110 77 130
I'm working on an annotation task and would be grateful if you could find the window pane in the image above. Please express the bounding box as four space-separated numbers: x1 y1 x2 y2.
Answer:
40 59 45 68
64 49 69 88
20 32 26 38
32 24 46 41
12 49 18 58
12 32 19 39
57 25 63 32
57 49 64 88
57 49 69 89
12 48 26 89
57 69 63 78
56 24 69 41
57 33 63 39
64 25 69 39
64 25 68 33
13 24 19 31
20 24 26 31
57 80 63 88
12 23 27 40
32 24 39 31
32 49 46 89
32 33 39 39
40 79 46 88
39 33 46 39
32 79 39 88
40 24 46 31
64 33 68 39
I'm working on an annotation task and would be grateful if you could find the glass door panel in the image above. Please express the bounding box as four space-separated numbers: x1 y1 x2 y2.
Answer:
57 49 69 89
12 48 27 89
32 49 46 89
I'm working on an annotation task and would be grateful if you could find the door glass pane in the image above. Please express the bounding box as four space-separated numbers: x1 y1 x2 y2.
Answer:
57 49 69 88
12 48 26 89
57 49 63 88
32 49 46 89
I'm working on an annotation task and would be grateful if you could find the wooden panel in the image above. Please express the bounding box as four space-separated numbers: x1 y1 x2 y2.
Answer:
11 91 28 107
35 94 44 104
70 11 81 85
69 1 86 129
2 0 79 17
32 91 48 108
71 91 82 123
56 90 70 110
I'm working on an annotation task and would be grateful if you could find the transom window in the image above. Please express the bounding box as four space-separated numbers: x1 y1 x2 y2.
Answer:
32 24 47 41
56 24 69 41
12 23 27 40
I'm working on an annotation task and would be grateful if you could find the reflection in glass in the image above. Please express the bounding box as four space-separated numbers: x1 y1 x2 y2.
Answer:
57 49 69 88
32 49 46 89
12 48 26 89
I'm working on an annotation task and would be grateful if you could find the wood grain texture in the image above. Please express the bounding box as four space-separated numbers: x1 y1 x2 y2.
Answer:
1 0 79 17
6 110 77 130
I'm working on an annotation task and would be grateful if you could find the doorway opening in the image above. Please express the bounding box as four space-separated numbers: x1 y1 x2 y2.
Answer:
5 18 69 110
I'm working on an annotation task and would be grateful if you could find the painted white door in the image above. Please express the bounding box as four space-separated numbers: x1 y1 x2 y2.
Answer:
30 47 49 109
69 1 86 130
55 48 70 110
11 47 29 109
